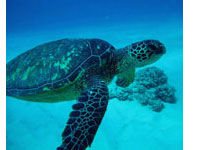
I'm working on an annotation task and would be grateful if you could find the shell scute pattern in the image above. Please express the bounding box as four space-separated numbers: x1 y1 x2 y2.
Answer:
6 39 113 96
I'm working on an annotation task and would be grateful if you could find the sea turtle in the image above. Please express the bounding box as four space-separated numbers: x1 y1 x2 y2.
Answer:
6 38 166 150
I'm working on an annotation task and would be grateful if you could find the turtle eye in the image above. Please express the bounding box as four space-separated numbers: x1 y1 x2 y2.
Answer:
149 44 157 51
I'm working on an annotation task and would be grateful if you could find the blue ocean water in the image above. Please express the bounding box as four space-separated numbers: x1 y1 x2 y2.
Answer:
6 0 183 150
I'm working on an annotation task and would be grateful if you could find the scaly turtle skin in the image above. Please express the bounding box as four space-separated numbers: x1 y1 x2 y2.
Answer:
6 38 166 150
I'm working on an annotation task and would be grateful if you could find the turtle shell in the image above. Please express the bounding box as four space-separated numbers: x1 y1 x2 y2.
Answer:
6 38 115 97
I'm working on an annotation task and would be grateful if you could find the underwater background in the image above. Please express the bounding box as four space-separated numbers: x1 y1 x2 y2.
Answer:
6 0 183 150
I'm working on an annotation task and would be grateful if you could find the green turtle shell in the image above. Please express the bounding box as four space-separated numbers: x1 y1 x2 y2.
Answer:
6 38 114 97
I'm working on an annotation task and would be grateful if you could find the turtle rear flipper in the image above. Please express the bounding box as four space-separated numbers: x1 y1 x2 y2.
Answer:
57 78 109 150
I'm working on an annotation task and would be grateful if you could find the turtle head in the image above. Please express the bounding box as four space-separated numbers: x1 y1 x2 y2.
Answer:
115 40 166 74
128 40 166 67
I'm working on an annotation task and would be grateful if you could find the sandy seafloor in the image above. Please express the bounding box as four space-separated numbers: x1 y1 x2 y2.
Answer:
6 19 183 150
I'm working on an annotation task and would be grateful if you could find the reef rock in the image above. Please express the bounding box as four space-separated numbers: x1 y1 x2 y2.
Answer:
109 66 176 112
135 66 168 89
155 84 176 103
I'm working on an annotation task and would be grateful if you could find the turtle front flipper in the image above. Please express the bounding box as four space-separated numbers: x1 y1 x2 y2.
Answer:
57 78 109 150
116 67 135 87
